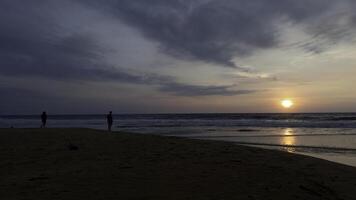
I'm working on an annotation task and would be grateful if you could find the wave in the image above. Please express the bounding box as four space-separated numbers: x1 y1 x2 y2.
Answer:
232 142 356 153
191 133 356 138
3 113 356 129
2 113 356 120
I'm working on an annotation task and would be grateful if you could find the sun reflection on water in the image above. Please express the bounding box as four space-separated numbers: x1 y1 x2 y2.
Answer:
281 128 296 153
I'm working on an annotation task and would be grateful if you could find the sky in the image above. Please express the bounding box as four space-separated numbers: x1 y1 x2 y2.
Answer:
1 0 356 114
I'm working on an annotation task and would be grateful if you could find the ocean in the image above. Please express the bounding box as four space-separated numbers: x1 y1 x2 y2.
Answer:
1 113 356 167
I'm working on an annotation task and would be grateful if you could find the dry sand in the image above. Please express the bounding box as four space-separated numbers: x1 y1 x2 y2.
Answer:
1 128 356 200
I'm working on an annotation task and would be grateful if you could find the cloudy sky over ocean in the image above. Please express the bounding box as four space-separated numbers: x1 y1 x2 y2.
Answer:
1 0 356 114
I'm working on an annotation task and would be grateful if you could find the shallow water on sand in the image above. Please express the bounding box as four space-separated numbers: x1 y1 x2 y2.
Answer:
173 127 356 167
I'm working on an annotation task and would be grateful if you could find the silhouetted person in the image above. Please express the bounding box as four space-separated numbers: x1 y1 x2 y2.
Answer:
41 111 47 128
107 111 113 131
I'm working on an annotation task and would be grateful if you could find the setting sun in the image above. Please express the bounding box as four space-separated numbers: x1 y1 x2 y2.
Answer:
281 99 294 108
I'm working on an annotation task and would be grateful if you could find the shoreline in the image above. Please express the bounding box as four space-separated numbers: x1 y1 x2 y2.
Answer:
1 128 356 199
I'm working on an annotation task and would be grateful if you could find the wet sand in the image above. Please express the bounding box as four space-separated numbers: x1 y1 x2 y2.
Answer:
1 128 356 199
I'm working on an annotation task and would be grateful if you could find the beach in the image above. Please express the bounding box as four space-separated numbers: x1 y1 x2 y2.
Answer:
3 113 356 168
1 128 356 199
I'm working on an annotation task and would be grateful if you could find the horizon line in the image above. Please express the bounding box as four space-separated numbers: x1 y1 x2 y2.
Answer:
2 112 356 116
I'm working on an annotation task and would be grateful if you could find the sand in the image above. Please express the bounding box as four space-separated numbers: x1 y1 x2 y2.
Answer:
1 128 356 200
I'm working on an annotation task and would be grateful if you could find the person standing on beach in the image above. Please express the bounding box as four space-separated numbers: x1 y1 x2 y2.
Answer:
107 111 113 132
41 111 47 128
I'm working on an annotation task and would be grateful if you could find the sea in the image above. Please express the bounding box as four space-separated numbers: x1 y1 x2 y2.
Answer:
1 113 356 167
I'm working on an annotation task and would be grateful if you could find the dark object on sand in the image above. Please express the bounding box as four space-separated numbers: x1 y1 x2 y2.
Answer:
68 144 79 151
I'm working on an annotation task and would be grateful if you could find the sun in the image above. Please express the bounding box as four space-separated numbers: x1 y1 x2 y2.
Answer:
281 99 294 108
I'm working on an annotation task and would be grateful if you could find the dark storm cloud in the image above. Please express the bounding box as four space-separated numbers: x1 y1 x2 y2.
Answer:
0 33 102 79
75 68 254 96
0 0 103 79
0 0 258 96
83 0 356 67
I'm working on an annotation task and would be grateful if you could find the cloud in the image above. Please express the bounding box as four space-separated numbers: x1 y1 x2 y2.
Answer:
159 82 255 96
73 67 254 96
1 0 356 99
0 0 259 96
83 0 356 66
0 1 106 79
